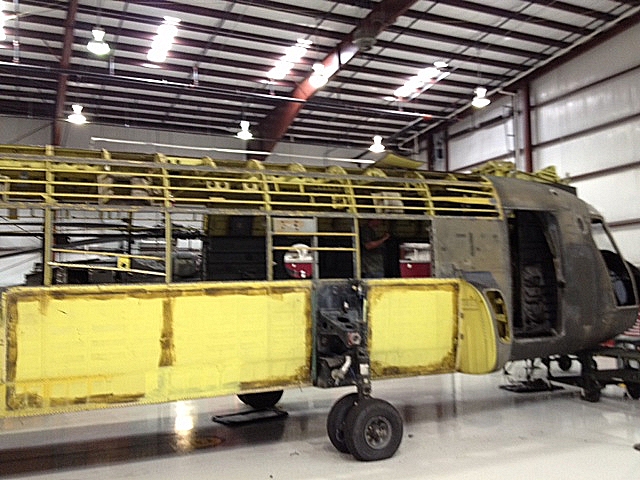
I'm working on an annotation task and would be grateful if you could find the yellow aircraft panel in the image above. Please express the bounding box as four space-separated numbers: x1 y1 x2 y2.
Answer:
1 281 312 416
367 279 459 378
0 277 498 418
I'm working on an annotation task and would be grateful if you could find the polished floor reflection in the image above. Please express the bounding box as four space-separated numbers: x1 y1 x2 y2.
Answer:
2 368 640 479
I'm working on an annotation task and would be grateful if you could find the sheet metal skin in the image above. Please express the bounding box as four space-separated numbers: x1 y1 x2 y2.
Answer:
489 177 638 361
0 278 496 417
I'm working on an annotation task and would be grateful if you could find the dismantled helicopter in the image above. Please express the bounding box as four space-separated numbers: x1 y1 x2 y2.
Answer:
0 147 637 461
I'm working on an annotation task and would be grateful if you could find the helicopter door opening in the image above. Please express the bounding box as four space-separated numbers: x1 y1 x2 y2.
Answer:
509 210 560 338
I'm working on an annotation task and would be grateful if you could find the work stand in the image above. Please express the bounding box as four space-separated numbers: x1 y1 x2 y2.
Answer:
544 341 640 402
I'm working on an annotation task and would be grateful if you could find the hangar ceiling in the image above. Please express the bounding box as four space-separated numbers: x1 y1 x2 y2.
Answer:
0 0 639 157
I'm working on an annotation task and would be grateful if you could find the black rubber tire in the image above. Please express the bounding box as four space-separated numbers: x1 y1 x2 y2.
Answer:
626 383 640 400
237 390 284 409
344 398 403 461
557 355 572 372
327 393 359 453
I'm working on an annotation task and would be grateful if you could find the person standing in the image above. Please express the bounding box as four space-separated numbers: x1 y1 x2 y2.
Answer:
360 219 390 278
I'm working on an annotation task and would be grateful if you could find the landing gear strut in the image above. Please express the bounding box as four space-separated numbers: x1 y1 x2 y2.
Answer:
317 281 403 461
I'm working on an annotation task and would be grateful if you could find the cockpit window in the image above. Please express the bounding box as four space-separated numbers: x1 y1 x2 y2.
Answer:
591 220 637 306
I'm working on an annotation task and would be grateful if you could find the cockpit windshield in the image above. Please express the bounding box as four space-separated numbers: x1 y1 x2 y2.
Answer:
591 219 637 307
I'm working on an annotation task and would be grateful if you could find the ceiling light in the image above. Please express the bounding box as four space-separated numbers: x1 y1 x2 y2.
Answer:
236 120 253 140
147 48 167 63
147 16 180 64
472 87 491 108
67 104 87 125
267 39 312 81
417 67 441 80
87 27 110 56
284 43 308 62
309 63 328 89
309 73 328 89
394 84 414 98
369 135 385 153
393 62 450 100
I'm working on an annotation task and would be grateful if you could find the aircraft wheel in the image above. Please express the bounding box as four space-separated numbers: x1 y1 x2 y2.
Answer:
626 383 640 400
344 398 403 461
557 355 572 372
237 390 283 409
327 393 359 453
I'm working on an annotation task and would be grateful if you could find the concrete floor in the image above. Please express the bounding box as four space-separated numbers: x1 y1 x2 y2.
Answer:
2 365 640 479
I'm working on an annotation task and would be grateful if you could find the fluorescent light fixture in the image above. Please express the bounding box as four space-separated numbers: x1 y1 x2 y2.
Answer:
472 87 491 108
369 135 385 153
284 44 308 62
87 27 110 56
309 73 328 89
309 63 328 89
267 39 312 80
67 104 87 125
417 67 441 80
236 120 253 140
147 48 167 63
394 62 449 100
147 16 180 63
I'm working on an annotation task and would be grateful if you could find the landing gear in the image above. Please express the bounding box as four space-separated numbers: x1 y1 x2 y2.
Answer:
317 281 403 461
343 397 403 461
327 394 403 461
327 393 358 453
581 379 602 403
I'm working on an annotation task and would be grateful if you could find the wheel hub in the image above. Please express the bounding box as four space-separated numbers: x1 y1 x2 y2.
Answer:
364 415 392 449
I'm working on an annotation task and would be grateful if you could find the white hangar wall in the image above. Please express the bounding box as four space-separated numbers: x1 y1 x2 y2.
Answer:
531 22 640 266
446 21 640 265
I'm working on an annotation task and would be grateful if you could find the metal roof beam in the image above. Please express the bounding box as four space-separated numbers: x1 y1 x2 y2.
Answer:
51 0 78 146
524 0 618 22
435 0 593 36
254 0 420 153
